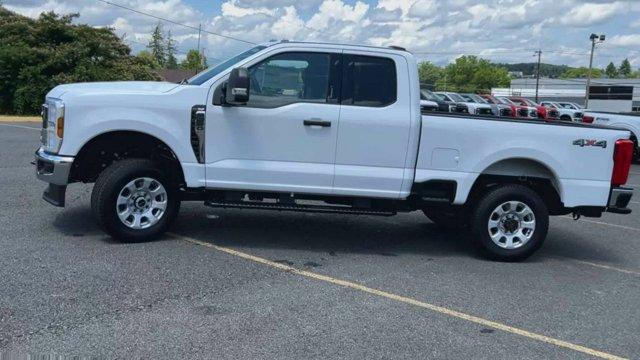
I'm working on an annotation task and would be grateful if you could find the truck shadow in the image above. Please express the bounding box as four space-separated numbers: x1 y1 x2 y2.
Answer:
52 203 621 264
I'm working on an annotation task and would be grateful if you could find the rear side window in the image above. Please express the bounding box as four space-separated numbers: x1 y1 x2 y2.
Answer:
341 55 397 107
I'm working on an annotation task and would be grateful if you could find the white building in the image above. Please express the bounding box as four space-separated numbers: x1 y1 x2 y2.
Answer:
492 78 640 112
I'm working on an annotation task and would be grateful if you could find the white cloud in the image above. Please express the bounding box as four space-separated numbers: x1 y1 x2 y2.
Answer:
561 1 626 27
4 0 640 68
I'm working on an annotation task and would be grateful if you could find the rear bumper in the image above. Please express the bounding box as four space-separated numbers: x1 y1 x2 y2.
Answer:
607 187 633 214
35 147 74 207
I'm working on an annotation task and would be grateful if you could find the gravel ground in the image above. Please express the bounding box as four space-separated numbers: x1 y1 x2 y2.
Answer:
1 121 639 359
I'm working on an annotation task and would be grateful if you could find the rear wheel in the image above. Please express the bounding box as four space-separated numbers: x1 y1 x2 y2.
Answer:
470 184 548 261
91 159 180 242
560 115 572 122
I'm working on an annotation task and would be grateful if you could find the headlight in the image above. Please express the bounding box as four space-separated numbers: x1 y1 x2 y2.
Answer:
41 98 64 153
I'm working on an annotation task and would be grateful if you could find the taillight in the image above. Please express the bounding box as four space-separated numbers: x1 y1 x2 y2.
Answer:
582 115 594 123
612 139 634 186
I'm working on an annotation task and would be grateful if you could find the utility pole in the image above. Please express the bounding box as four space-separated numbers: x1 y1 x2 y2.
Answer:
585 33 605 108
534 50 542 103
196 23 202 72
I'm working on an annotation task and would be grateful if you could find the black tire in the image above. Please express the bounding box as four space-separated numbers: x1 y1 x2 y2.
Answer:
469 184 548 262
91 159 180 242
423 207 466 229
560 115 572 122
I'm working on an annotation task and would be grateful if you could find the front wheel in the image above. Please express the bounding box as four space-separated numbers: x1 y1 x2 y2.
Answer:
470 184 548 261
91 159 180 242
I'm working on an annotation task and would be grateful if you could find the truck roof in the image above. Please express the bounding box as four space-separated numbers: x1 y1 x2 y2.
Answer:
261 40 410 54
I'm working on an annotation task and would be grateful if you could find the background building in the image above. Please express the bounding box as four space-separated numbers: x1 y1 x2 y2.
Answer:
493 78 640 112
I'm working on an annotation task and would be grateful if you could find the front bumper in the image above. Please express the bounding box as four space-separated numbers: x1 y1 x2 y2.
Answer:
607 187 633 214
35 148 74 207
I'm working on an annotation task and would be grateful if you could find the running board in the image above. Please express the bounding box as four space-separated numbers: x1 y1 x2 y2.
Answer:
204 200 397 216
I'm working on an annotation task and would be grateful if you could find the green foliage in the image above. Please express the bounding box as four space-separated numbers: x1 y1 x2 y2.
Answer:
165 30 178 69
619 58 632 78
0 6 160 115
180 49 207 72
559 67 603 79
418 61 442 88
435 56 510 92
605 62 618 78
147 23 166 67
497 62 571 78
135 50 160 69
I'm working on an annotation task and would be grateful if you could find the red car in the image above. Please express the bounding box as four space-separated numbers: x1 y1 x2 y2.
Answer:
508 97 558 121
481 94 531 119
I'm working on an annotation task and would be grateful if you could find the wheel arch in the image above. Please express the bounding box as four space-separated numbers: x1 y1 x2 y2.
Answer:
69 130 186 186
468 157 563 214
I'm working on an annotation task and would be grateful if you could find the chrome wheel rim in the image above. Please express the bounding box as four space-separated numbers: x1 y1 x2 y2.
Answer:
116 177 167 229
487 201 536 249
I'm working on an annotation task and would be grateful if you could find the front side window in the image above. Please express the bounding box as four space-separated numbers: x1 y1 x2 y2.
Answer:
246 52 332 108
342 55 397 107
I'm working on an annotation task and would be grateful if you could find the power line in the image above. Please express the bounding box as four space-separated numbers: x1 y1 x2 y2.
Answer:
96 0 256 45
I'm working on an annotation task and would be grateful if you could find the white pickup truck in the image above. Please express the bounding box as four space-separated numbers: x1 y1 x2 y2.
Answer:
35 41 635 261
583 111 640 162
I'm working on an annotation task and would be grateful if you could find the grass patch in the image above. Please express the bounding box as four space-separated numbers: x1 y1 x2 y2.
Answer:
0 115 40 122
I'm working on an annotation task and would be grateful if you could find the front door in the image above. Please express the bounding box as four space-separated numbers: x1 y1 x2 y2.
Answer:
205 51 341 194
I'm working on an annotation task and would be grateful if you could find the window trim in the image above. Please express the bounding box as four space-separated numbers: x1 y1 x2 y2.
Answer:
340 53 398 108
240 51 341 109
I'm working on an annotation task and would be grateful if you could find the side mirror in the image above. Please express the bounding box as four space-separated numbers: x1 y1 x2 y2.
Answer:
224 67 250 105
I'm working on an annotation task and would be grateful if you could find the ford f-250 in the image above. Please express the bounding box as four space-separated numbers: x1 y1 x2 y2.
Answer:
35 41 634 261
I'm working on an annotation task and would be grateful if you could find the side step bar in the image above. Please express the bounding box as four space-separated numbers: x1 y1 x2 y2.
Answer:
204 200 397 216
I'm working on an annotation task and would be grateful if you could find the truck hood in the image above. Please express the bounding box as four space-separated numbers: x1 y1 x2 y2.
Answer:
46 81 181 99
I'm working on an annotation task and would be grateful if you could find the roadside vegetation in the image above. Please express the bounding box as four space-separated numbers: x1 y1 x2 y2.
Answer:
0 7 207 116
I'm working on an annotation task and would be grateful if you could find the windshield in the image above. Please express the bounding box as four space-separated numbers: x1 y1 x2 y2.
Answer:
460 94 475 102
498 97 515 105
469 94 488 103
420 89 438 101
187 45 267 85
448 93 466 102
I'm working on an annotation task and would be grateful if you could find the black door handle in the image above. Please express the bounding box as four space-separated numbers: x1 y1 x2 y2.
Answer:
303 119 331 127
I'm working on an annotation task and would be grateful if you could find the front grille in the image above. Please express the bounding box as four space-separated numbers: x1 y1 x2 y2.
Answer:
41 104 48 129
548 109 558 118
477 108 493 116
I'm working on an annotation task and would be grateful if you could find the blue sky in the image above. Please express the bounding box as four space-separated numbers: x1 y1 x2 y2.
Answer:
5 0 640 69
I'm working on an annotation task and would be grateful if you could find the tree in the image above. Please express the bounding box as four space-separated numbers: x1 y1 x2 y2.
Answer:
165 31 178 69
180 49 206 72
147 23 166 67
619 58 632 78
435 56 510 92
418 61 442 88
605 62 618 78
0 6 159 115
559 67 603 79
136 50 160 69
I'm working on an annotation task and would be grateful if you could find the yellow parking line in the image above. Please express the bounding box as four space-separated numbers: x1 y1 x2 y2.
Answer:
559 216 640 232
169 232 627 360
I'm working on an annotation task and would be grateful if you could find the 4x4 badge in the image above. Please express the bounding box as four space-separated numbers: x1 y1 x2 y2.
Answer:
573 139 607 148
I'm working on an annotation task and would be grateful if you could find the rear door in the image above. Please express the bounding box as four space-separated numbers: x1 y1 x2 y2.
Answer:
333 52 412 198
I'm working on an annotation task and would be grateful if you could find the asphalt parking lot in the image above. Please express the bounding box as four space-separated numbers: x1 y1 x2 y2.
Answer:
1 121 639 359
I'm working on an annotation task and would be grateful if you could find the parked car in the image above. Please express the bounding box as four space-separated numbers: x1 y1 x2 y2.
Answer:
35 41 634 261
420 89 450 112
509 97 558 120
435 91 493 116
583 111 640 162
540 101 583 122
460 93 512 117
495 96 539 119
432 92 469 113
557 102 585 111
